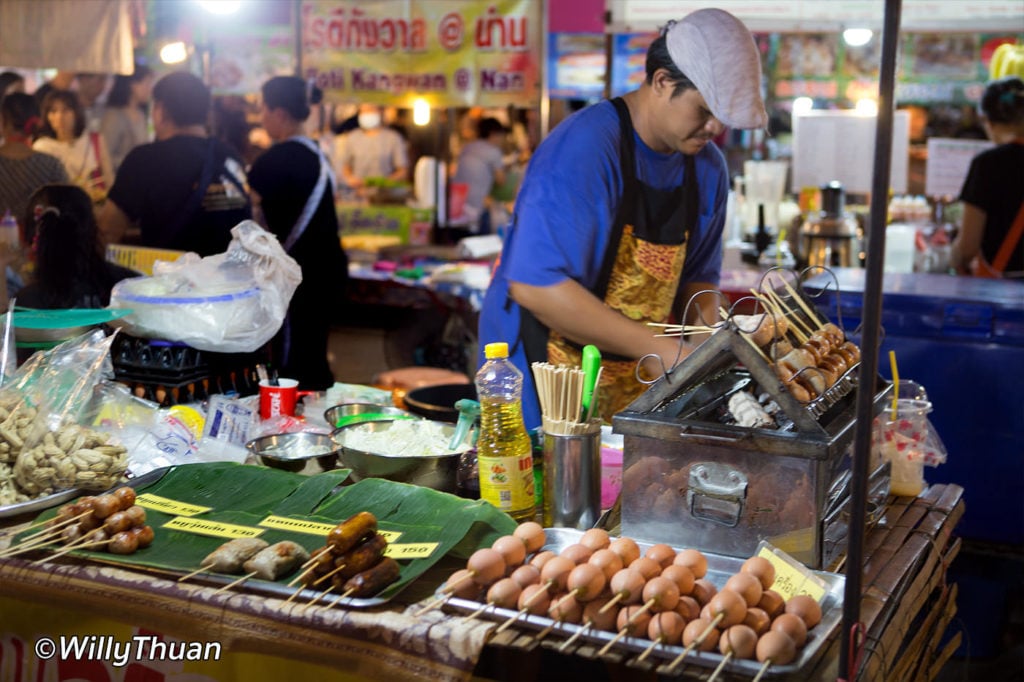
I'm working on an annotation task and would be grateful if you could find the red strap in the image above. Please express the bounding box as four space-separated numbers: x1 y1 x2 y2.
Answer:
990 200 1024 274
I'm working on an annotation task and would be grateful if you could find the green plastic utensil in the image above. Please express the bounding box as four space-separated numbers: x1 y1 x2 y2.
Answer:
580 344 601 421
449 399 480 450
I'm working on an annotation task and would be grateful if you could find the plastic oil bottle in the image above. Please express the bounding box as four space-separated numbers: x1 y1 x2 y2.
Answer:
475 342 535 521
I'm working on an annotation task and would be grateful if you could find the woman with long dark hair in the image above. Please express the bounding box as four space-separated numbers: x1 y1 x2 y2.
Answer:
17 184 136 308
100 65 154 171
248 76 348 389
34 90 114 204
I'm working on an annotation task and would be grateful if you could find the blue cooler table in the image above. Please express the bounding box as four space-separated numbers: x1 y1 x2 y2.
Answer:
804 269 1024 545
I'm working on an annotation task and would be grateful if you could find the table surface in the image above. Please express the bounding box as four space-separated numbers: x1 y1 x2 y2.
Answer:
0 484 964 682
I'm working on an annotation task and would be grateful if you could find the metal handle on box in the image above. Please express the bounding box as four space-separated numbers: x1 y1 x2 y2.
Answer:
686 462 748 528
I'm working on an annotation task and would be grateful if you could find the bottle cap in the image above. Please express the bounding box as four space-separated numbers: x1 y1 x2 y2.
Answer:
484 342 509 359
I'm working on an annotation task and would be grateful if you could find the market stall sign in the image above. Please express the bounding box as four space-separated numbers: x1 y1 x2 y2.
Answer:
756 545 827 602
135 493 211 518
301 0 541 107
385 542 439 559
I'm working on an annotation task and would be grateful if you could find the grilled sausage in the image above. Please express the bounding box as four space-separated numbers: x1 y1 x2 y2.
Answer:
342 557 401 598
243 541 311 581
337 533 389 579
327 512 378 554
202 538 270 573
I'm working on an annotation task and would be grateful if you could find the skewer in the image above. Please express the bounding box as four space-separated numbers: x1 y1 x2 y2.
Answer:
663 613 724 673
287 563 318 587
28 528 103 564
178 562 215 583
707 651 734 682
780 278 827 329
763 288 814 340
413 592 451 617
494 605 531 635
752 660 773 682
282 581 307 606
596 627 629 657
635 636 662 664
312 562 347 587
12 510 91 540
459 601 493 623
325 587 357 609
0 533 62 558
558 623 592 652
304 584 334 608
210 571 257 596
721 307 771 364
598 592 625 614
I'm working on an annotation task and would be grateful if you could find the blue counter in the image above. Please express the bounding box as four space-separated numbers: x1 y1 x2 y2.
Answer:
806 269 1024 545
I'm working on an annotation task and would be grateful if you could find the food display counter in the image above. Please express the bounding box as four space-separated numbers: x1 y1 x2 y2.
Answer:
0 484 962 681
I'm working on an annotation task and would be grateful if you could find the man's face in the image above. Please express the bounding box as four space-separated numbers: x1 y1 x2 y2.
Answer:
651 71 726 155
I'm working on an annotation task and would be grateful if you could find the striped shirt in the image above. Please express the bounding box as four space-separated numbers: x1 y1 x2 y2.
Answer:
0 152 69 223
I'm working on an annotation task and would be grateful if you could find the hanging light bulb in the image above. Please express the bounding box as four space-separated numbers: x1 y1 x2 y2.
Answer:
160 42 189 65
843 28 873 47
413 98 431 126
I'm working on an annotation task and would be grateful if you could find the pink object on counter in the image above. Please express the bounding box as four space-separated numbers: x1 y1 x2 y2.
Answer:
600 426 624 509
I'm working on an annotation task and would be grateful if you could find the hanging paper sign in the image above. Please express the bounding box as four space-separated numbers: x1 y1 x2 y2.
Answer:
301 0 541 108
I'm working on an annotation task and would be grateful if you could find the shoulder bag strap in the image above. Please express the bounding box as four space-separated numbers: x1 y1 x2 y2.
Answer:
990 199 1024 274
282 137 333 253
162 138 219 247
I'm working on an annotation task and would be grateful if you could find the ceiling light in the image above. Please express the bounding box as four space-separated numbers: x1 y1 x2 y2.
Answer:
160 42 189 65
197 1 241 15
843 28 873 47
792 97 814 115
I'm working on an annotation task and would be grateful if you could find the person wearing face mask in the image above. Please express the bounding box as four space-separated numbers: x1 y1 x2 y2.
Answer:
478 8 768 430
339 103 409 192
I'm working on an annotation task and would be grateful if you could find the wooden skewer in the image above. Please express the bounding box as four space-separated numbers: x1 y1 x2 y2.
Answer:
635 636 663 664
764 288 814 339
721 307 771 364
211 571 257 596
663 612 724 673
282 579 311 606
625 598 656 626
312 562 347 587
597 592 625 614
12 510 91 541
287 563 318 587
558 622 593 652
708 651 734 682
459 601 493 623
413 592 451 617
0 533 62 558
178 562 215 583
596 627 630 657
304 584 335 608
28 528 103 564
752 659 773 682
534 619 559 641
780 278 826 329
325 587 356 609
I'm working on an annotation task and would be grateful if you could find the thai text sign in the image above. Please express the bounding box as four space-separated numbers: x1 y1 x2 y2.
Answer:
301 0 541 107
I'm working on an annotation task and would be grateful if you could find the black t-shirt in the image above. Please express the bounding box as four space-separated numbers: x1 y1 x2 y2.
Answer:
248 139 348 291
959 141 1024 276
107 136 251 257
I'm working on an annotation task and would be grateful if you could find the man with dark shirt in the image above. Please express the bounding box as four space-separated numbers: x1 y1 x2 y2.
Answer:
99 72 250 256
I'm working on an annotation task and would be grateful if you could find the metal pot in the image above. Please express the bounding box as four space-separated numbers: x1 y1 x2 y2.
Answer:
403 384 478 423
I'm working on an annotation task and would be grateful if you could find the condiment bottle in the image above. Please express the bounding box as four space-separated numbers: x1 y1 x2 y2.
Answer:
475 342 535 521
0 210 19 249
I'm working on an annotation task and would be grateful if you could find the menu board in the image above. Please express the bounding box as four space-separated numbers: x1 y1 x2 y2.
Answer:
791 110 909 195
925 137 995 199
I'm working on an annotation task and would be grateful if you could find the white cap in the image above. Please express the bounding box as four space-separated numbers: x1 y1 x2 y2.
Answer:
665 8 768 130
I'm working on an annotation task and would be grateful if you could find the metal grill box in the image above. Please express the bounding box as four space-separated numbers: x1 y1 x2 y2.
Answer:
614 297 890 568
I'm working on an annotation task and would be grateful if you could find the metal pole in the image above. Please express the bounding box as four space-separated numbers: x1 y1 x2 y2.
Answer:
839 0 902 679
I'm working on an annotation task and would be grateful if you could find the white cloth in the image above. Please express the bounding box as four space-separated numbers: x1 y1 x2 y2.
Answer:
33 134 105 191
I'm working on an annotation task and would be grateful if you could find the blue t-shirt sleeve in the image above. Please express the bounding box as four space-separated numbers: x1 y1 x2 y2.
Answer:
503 104 622 290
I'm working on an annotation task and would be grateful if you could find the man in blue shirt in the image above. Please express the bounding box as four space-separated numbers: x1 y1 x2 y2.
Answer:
478 8 768 429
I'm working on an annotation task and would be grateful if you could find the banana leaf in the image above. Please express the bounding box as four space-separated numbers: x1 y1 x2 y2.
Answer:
18 462 516 605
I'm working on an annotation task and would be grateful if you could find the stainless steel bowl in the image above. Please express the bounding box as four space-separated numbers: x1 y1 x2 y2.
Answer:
323 402 409 429
247 432 341 474
331 420 465 493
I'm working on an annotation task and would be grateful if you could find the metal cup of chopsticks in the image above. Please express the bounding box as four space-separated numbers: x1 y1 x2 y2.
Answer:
532 361 602 529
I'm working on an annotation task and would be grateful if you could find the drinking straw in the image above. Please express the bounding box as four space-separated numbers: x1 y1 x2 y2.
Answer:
889 350 900 419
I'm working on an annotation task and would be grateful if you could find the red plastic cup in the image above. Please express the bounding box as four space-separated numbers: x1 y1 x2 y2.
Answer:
259 379 313 420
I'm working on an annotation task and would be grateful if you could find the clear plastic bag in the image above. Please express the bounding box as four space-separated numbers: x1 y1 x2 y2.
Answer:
12 330 129 494
109 221 302 353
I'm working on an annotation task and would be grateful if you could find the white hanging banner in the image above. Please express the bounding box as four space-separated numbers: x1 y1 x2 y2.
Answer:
0 0 134 74
608 0 1024 32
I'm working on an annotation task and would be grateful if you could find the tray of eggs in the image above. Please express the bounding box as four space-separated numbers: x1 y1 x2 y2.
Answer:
431 525 843 678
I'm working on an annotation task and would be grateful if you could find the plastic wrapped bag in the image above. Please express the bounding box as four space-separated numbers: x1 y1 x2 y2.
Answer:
12 330 129 495
109 221 302 352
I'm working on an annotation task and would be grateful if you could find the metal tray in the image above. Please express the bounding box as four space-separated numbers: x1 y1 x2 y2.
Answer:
443 528 844 677
0 487 81 519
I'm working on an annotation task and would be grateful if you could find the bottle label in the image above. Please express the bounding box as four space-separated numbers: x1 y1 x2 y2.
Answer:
478 452 535 513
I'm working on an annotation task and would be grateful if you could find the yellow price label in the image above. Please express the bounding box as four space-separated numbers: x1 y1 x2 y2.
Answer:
162 517 264 539
136 493 211 517
384 542 438 559
259 516 337 535
256 516 403 543
756 546 827 602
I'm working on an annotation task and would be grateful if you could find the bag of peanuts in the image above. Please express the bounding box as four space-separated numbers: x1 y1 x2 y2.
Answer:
10 329 129 496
